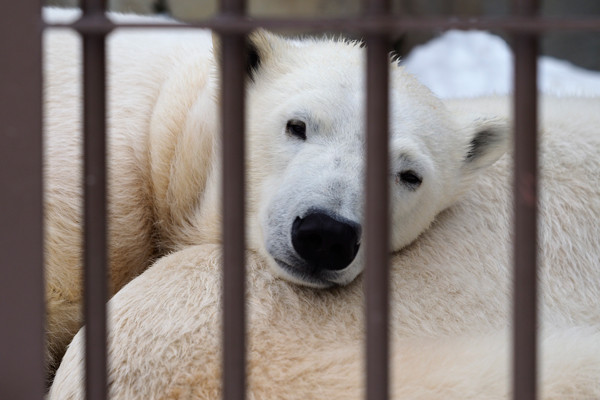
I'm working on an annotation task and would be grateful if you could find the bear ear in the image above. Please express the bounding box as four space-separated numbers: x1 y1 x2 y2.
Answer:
461 116 510 174
212 29 281 81
246 29 278 80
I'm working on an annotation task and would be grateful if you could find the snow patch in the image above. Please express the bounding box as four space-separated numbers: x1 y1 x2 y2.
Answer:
402 30 600 98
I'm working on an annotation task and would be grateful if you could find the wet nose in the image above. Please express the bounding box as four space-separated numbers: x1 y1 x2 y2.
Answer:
291 212 361 272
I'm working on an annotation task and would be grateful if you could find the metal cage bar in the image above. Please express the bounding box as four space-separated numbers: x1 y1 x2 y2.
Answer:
78 1 111 399
364 0 391 399
57 16 600 34
512 0 539 399
219 1 248 400
0 4 45 400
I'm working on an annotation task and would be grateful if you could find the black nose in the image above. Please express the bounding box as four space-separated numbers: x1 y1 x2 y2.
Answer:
291 212 361 272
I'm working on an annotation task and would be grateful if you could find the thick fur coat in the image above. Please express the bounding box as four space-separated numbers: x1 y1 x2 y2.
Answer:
45 9 600 399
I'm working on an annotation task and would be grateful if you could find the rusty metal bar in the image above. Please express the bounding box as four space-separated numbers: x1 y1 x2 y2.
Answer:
364 0 391 399
219 1 247 400
0 3 45 400
512 0 539 399
78 1 111 399
56 16 600 34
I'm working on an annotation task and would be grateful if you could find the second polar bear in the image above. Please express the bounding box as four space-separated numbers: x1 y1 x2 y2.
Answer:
44 8 511 371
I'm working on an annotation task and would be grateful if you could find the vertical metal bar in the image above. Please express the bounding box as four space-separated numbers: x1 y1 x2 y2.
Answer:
83 35 108 400
512 1 539 400
80 1 110 399
220 1 247 400
0 3 45 400
83 0 107 14
363 1 390 400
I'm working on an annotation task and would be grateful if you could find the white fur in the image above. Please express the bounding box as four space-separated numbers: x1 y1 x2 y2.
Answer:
43 8 211 370
44 8 600 398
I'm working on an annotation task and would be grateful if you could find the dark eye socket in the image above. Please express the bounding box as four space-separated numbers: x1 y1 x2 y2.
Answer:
398 170 422 188
286 119 307 141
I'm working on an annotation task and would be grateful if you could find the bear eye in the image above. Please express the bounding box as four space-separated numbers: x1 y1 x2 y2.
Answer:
397 170 422 189
286 119 307 141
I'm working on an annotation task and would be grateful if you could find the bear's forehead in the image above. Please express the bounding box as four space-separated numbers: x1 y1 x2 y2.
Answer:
254 37 452 143
283 62 363 92
281 42 439 106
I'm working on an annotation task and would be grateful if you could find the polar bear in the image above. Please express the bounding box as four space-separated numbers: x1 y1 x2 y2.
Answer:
46 9 600 398
44 8 511 373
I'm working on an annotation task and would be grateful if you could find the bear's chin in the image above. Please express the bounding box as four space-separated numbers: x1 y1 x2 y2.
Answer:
270 258 340 289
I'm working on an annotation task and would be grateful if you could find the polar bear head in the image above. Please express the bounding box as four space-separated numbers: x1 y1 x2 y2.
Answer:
235 31 509 288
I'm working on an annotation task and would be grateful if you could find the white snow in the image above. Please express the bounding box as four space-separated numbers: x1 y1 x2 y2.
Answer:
402 30 600 98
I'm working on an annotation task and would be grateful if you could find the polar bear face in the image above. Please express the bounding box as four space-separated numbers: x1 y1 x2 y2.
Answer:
239 31 509 288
